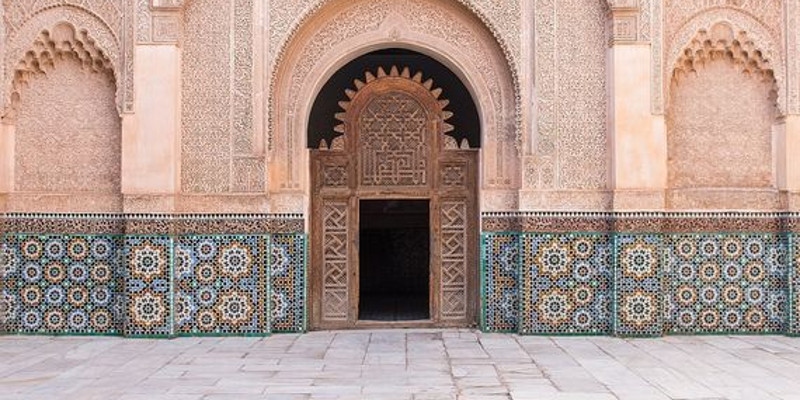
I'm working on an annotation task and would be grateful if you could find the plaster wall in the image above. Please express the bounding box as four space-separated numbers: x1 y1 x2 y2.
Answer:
122 45 180 205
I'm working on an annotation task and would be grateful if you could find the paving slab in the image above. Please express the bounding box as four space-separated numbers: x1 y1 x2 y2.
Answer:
1 330 800 399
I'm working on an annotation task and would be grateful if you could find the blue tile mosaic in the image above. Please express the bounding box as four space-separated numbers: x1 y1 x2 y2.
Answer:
123 236 173 337
481 234 519 332
614 234 663 337
174 236 267 335
665 234 787 334
520 233 612 335
1 235 122 335
270 234 306 333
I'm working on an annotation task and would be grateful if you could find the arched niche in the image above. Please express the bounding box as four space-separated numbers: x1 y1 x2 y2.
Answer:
666 10 785 116
666 22 782 210
3 6 122 115
268 0 520 213
3 21 122 212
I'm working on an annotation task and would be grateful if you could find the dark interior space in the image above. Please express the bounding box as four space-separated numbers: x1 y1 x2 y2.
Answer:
308 48 481 150
359 199 430 321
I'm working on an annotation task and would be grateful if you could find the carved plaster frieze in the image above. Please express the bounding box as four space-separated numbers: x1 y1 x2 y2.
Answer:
789 0 800 114
268 0 521 74
607 0 652 44
610 6 639 44
181 0 260 194
5 23 115 120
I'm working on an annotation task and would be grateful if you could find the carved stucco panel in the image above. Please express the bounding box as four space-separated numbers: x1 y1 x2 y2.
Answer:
181 0 260 194
182 0 232 193
136 0 182 44
789 0 800 114
2 1 134 114
665 0 782 41
651 0 663 114
609 0 652 43
135 0 150 42
639 0 651 41
268 0 521 74
15 57 121 193
658 1 786 115
528 0 609 192
668 58 776 190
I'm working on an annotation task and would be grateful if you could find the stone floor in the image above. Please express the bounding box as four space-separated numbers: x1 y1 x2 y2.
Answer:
2 330 800 400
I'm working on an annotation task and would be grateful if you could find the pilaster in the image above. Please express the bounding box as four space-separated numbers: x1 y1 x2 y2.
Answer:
608 4 666 211
122 4 182 214
785 116 800 210
0 121 14 213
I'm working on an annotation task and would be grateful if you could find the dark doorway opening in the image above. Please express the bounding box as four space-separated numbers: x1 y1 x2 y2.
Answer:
359 200 430 321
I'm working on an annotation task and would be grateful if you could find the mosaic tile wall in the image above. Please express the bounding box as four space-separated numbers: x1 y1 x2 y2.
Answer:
482 213 799 337
791 233 799 335
0 214 307 337
1 235 123 335
615 234 663 336
481 234 519 332
520 233 612 335
664 234 787 334
173 236 266 335
270 234 307 333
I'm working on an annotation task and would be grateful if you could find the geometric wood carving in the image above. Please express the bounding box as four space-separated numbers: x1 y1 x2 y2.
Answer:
440 200 468 320
321 200 349 322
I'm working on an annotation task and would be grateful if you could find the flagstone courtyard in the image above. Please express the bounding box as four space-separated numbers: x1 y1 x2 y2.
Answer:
1 330 800 400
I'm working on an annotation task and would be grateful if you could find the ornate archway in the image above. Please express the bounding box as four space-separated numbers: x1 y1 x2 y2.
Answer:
310 67 478 329
267 0 520 213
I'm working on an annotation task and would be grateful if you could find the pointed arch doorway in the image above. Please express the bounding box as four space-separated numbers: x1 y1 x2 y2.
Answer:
309 49 480 330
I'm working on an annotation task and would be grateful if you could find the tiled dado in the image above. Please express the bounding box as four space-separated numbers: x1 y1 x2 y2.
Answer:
0 214 307 337
482 212 800 337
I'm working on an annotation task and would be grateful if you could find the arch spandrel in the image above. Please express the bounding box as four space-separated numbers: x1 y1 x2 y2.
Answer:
269 0 521 213
268 0 521 84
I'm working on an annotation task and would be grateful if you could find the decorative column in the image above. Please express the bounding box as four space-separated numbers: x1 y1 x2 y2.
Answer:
122 1 182 213
608 1 666 211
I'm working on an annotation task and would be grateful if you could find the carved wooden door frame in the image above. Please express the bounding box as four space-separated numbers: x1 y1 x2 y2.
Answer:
310 67 478 330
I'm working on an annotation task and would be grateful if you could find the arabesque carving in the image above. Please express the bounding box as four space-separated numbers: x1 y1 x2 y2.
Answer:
3 1 133 114
5 23 114 120
181 0 260 194
527 0 609 194
13 26 121 196
268 0 521 86
672 24 776 88
657 0 785 115
667 23 779 210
